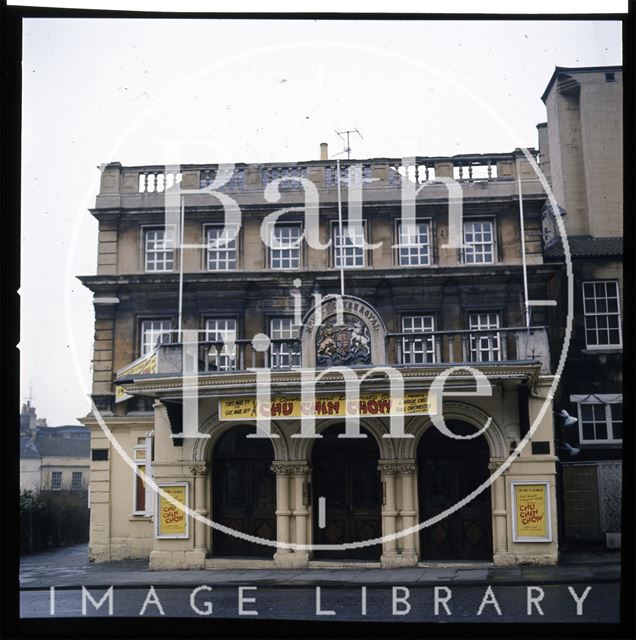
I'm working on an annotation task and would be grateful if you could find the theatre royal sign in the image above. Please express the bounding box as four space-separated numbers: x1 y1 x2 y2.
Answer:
302 295 387 368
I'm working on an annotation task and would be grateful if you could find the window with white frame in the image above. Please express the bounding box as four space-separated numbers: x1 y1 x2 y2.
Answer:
463 220 495 264
140 319 172 356
398 221 431 266
402 315 436 364
205 319 237 371
571 395 622 444
132 434 154 515
144 227 174 272
333 223 365 268
206 225 238 271
270 318 301 369
71 472 83 490
270 223 302 270
51 471 62 490
582 281 622 348
468 312 501 362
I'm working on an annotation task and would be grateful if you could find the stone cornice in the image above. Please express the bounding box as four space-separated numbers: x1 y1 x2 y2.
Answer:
80 416 154 428
116 362 544 399
78 263 560 291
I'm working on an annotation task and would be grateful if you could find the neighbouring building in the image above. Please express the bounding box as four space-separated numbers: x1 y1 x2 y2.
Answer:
19 401 91 492
539 65 623 550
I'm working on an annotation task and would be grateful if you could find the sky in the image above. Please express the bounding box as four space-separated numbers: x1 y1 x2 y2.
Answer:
19 11 622 425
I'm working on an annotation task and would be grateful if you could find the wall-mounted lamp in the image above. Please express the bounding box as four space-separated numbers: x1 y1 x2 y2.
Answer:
558 441 581 457
554 409 577 427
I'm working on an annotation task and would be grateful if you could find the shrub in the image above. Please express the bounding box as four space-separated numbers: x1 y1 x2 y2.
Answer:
20 488 89 554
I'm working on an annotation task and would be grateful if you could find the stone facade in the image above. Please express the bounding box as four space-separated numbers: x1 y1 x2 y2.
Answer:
76 67 629 569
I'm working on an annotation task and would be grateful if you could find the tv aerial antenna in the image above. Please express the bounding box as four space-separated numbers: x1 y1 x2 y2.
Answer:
334 128 363 160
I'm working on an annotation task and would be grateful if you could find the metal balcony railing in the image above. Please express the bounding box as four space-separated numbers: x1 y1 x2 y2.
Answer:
385 326 549 366
147 326 550 376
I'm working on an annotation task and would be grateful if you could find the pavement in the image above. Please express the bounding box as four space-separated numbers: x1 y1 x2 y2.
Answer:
19 544 621 590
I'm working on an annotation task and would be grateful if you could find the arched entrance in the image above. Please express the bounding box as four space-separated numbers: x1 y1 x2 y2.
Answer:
312 424 382 560
418 421 492 561
212 426 276 557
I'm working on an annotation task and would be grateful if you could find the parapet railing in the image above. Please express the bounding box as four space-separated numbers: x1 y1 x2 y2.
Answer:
99 149 541 195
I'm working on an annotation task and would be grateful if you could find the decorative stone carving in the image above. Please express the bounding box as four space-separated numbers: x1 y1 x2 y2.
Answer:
378 461 417 476
316 315 371 366
189 463 208 476
271 462 310 476
397 462 417 475
300 295 387 367
488 459 506 473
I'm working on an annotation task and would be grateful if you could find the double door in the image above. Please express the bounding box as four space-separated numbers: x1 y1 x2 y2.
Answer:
213 447 276 557
312 426 382 560
418 422 492 560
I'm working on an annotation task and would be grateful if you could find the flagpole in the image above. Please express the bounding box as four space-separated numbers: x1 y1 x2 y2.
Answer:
336 158 345 297
177 195 185 336
517 171 530 330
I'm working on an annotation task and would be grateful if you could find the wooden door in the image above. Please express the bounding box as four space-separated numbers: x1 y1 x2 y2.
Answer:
212 427 276 557
312 425 382 560
418 421 492 561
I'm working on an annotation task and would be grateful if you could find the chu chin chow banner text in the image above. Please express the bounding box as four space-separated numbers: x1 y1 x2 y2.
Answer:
219 391 436 421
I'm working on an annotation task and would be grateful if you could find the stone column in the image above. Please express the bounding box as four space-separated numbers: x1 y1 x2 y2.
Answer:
186 463 208 569
489 459 509 564
378 461 399 565
270 461 310 568
271 462 292 565
291 462 311 567
398 461 418 566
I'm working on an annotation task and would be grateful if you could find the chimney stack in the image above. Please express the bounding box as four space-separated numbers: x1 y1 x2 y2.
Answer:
320 142 328 161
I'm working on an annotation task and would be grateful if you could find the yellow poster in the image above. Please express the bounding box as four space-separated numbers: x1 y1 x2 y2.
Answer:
115 352 158 403
513 483 551 541
219 391 435 421
156 484 189 538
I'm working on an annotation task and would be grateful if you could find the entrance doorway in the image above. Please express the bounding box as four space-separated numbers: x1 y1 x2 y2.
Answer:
418 421 492 561
212 426 276 557
312 424 382 560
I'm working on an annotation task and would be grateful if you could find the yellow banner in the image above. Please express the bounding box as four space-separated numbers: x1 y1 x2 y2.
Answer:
157 484 188 538
514 483 549 539
219 391 435 421
115 352 158 403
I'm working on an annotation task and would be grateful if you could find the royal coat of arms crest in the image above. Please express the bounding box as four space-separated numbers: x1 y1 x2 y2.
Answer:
316 315 371 365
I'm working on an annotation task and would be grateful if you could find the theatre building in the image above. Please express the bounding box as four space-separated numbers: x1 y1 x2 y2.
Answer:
80 140 567 570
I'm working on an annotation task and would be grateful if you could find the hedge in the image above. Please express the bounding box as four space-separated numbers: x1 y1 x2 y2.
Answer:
20 489 89 554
